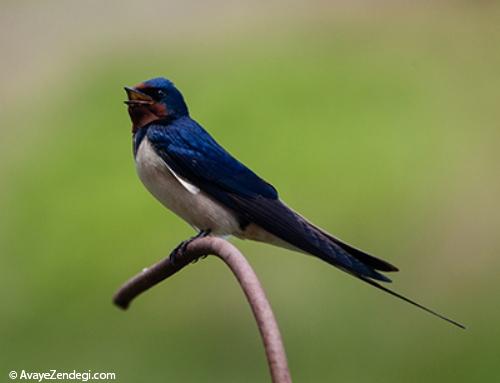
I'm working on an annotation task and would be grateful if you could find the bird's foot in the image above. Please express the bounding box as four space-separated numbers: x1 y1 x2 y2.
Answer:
169 230 211 265
191 254 209 264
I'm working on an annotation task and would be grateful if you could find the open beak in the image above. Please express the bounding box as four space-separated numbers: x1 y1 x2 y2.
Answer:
124 86 154 105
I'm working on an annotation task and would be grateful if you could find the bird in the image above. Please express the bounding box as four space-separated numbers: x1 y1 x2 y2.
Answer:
124 76 464 329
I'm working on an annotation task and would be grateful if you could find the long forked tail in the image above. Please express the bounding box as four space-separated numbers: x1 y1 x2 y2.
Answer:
358 275 465 329
307 221 465 328
231 198 465 328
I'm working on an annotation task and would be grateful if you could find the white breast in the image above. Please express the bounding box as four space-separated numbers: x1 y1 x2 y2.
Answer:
135 137 241 236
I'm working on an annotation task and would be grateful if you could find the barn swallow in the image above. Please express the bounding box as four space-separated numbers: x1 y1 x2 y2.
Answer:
124 77 464 329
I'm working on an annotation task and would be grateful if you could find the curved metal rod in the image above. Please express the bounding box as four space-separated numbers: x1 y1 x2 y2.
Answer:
113 236 292 383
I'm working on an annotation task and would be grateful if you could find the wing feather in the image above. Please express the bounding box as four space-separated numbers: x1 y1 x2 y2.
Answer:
146 118 394 281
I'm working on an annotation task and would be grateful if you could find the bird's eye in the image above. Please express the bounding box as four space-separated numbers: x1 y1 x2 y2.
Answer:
156 89 166 98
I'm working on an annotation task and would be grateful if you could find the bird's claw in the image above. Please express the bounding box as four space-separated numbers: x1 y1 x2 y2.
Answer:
191 254 209 264
169 230 211 265
169 240 188 265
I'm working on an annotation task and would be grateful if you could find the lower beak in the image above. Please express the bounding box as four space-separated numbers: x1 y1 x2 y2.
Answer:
124 86 154 105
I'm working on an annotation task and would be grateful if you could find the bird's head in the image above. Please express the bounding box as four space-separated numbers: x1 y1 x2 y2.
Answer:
124 77 189 132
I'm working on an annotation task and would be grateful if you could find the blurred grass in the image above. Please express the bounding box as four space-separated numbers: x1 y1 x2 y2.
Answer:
1 2 500 382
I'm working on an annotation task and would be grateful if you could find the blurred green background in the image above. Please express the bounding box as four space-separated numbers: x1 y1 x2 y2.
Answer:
1 1 499 382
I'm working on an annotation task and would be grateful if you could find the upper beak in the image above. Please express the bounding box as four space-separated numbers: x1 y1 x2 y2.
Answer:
124 86 154 105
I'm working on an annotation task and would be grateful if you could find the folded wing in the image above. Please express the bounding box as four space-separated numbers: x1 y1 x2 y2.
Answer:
147 118 397 282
